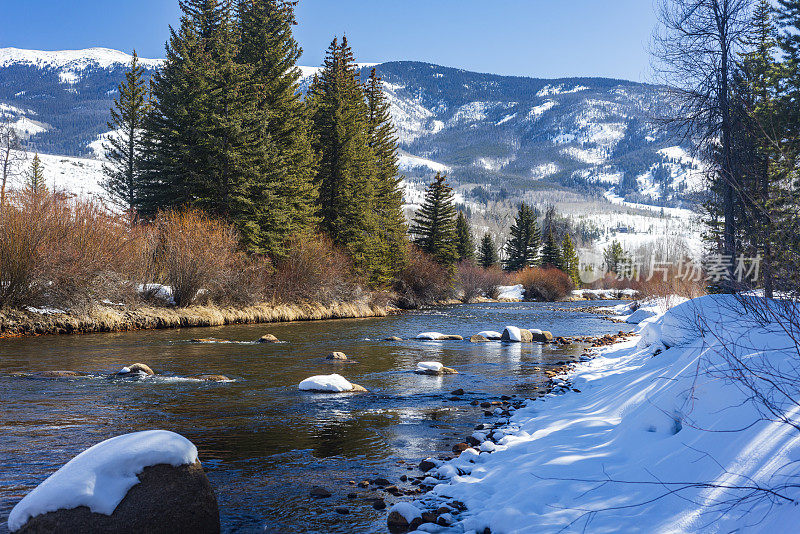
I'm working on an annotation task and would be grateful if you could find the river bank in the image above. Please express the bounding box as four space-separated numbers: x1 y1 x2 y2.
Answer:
0 299 392 338
385 295 800 533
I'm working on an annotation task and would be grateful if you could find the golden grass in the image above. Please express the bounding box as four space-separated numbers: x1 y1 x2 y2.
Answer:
0 300 391 338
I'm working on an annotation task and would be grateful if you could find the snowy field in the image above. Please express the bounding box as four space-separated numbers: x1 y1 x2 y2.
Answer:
399 295 800 533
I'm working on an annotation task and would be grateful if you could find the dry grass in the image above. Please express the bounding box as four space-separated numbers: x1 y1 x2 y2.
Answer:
457 262 509 302
0 299 390 338
393 245 453 309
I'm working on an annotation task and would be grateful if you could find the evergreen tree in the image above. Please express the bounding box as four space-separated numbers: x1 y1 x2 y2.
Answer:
478 233 499 268
141 0 270 250
561 233 581 287
308 37 381 277
455 211 475 262
503 203 540 271
103 50 151 214
365 68 408 283
26 153 46 196
411 172 458 267
237 0 318 257
603 240 627 274
540 230 563 270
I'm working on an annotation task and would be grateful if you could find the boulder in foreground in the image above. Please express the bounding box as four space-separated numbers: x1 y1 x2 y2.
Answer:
9 430 219 534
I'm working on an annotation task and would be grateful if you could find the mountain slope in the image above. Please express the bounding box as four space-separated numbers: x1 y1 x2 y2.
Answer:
0 48 701 208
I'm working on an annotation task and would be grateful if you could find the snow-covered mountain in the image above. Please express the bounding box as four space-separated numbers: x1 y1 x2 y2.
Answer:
0 47 701 209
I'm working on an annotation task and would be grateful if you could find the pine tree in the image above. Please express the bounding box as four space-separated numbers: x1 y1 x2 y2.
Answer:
103 50 151 214
237 0 318 257
141 0 270 249
603 240 627 274
308 37 380 276
540 230 563 270
478 233 499 268
455 211 475 262
26 153 46 195
561 233 581 287
364 68 408 283
503 203 540 272
411 172 458 267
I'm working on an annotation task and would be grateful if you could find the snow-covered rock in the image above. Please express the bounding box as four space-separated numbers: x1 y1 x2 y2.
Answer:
416 362 444 373
476 331 503 340
298 374 361 393
625 307 657 324
416 332 446 340
8 431 198 532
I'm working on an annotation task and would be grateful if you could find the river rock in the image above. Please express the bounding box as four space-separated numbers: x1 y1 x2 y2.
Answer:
13 461 219 534
192 375 231 382
257 334 280 343
326 352 348 361
531 330 554 343
500 327 533 343
470 334 490 343
310 487 331 498
117 363 155 377
385 336 403 341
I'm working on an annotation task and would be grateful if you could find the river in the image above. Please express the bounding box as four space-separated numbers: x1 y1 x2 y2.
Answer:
0 301 632 533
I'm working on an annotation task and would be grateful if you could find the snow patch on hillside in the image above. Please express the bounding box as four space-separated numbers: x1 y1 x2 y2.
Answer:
398 153 450 174
536 84 588 97
526 101 557 121
531 163 559 180
5 150 107 200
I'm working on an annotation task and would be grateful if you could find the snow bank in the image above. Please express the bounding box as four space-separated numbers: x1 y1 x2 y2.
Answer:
298 374 354 392
414 295 800 533
388 502 422 523
416 362 444 373
496 285 524 300
8 430 197 532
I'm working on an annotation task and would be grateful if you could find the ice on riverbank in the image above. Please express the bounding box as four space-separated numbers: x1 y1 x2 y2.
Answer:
8 430 197 532
408 295 800 533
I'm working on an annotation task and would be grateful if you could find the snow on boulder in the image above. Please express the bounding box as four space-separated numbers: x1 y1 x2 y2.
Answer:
416 332 445 340
417 362 444 373
298 374 366 393
477 331 502 340
8 430 219 534
387 502 422 531
501 326 533 343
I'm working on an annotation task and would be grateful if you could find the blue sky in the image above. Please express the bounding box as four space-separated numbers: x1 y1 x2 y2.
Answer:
0 0 657 81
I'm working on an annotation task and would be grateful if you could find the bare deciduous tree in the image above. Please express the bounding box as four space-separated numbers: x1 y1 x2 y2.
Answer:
0 118 27 209
653 0 754 290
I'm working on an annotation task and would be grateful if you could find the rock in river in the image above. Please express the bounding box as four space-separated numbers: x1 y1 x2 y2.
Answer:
257 334 280 343
116 363 155 377
326 352 348 361
298 374 367 393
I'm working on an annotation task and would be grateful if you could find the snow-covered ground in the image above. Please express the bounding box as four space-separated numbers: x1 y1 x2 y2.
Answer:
403 295 800 533
7 430 197 532
4 149 107 200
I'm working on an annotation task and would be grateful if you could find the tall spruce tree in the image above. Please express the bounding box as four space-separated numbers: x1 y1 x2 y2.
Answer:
478 233 499 268
308 37 380 277
103 50 151 214
504 203 540 272
411 173 458 267
603 240 627 274
540 230 563 270
141 0 270 249
561 233 581 287
26 154 46 195
455 211 475 262
365 68 408 283
237 0 318 257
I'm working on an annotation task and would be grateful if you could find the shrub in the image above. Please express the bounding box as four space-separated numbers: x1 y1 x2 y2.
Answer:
515 267 573 302
269 236 362 305
457 262 509 302
394 245 453 309
0 191 132 310
141 209 270 307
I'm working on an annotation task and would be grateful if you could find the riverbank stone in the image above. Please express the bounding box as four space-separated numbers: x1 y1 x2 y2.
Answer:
531 330 554 343
13 461 219 534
